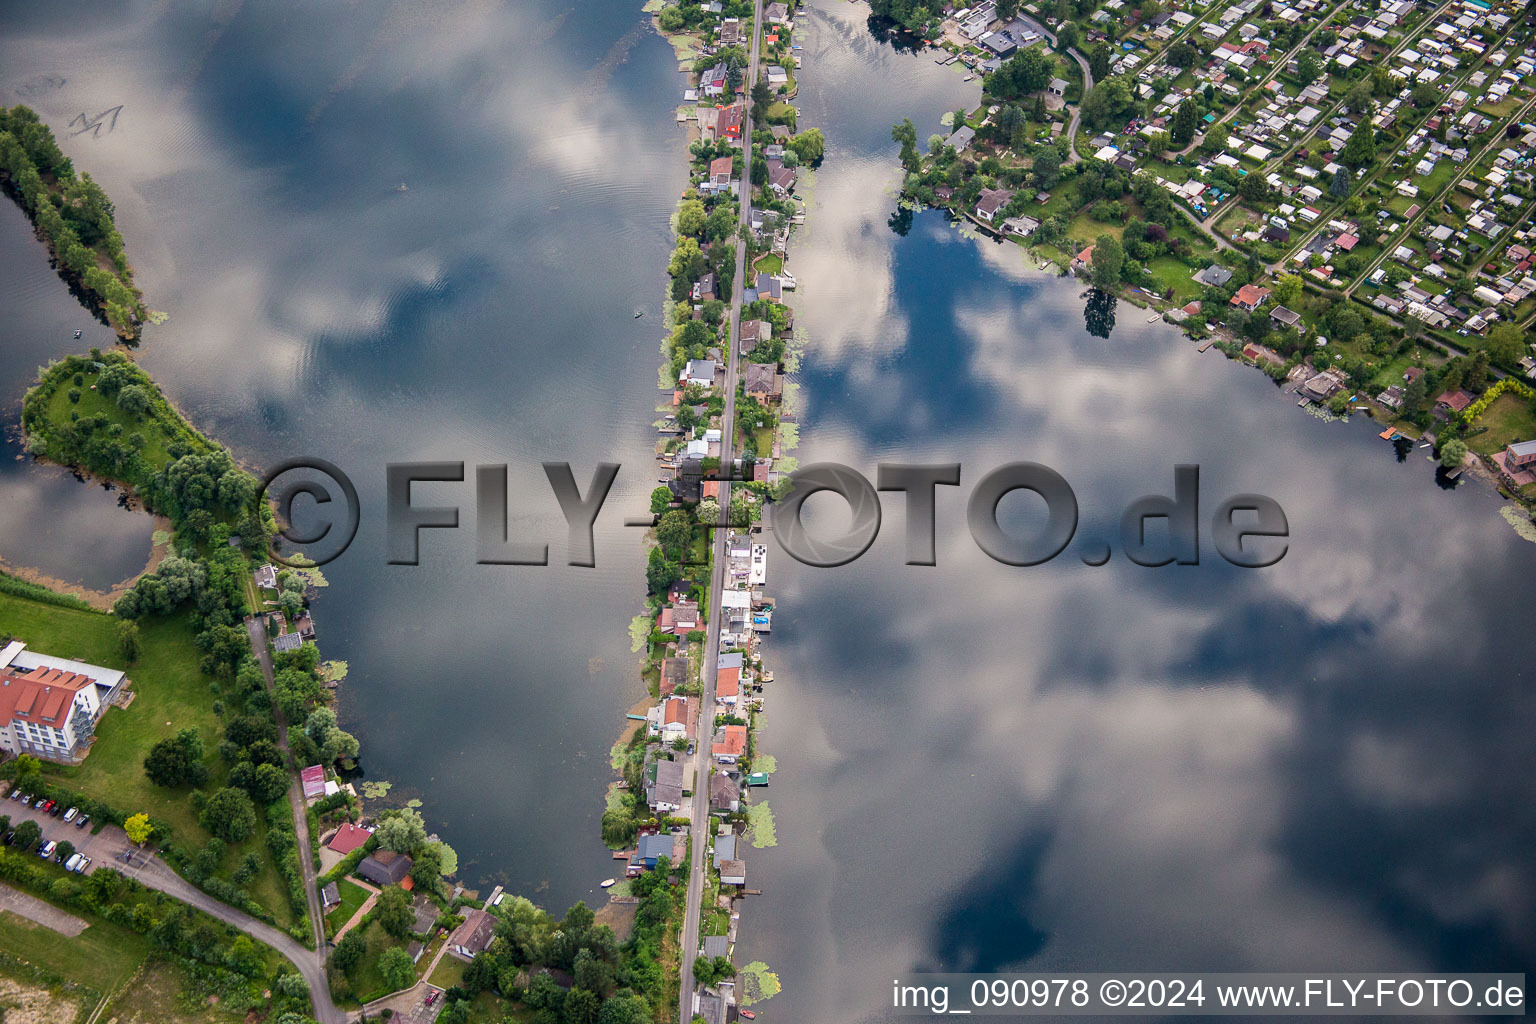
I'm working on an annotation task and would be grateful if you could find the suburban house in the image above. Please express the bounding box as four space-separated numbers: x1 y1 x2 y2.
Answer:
1505 439 1536 470
765 1 790 22
1494 440 1536 485
719 859 746 886
739 318 770 356
1194 264 1233 288
1270 305 1302 329
652 695 697 745
701 64 728 97
683 359 717 387
1435 388 1474 414
0 641 122 762
706 155 733 194
693 272 717 303
1072 244 1095 271
254 563 278 589
754 272 782 302
712 724 747 763
648 757 686 813
1001 215 1039 237
712 833 737 868
449 909 498 960
765 157 797 195
658 599 700 635
357 849 413 888
659 656 689 696
710 772 740 813
1230 283 1272 310
630 832 681 876
974 187 1014 223
327 822 373 855
944 125 975 152
716 653 742 708
743 362 781 403
718 103 744 140
321 882 340 909
273 631 303 654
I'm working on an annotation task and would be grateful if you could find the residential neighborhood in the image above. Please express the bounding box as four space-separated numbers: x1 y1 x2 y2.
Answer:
896 0 1536 500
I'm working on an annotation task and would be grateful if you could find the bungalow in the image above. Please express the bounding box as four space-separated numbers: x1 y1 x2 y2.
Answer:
765 157 797 195
321 882 340 909
766 64 789 87
1072 244 1096 271
716 652 742 706
1230 283 1272 310
1377 385 1405 409
1001 215 1039 237
944 125 975 152
975 187 1014 223
659 656 689 696
766 1 790 22
654 695 697 746
1194 264 1234 287
254 563 278 589
357 849 413 888
755 272 782 302
449 909 498 960
684 359 717 387
712 723 748 763
710 772 741 813
719 859 747 886
692 272 717 303
1435 388 1474 414
1270 305 1302 328
739 318 771 356
659 599 700 634
631 832 681 874
327 821 373 856
648 757 686 812
712 833 737 868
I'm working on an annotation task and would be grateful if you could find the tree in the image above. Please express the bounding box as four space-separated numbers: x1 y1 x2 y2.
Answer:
243 762 290 804
377 884 415 938
1439 438 1468 468
1057 23 1080 51
1090 234 1125 291
788 128 824 165
676 199 707 237
1200 122 1230 155
645 547 681 595
12 820 41 851
1090 43 1112 80
750 79 774 120
200 787 256 843
376 808 428 853
54 840 75 864
1238 172 1270 203
565 988 602 1024
1080 78 1133 131
891 118 920 173
650 486 673 515
1330 166 1352 199
1466 349 1490 392
1166 40 1198 68
1340 126 1375 167
1032 146 1061 190
116 383 151 416
117 620 140 663
1296 50 1323 86
1272 274 1304 307
1402 372 1428 416
378 946 416 992
1487 323 1526 365
656 509 694 557
1170 100 1198 147
124 812 153 845
144 728 207 788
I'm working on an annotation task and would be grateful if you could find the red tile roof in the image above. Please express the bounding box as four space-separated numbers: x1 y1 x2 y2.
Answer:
713 724 747 757
0 669 92 732
328 822 373 855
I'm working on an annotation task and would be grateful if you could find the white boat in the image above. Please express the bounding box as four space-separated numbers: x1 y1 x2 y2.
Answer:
600 878 616 888
1146 314 1159 322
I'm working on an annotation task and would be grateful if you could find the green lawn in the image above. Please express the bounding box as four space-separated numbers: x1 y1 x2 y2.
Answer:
339 919 416 1004
0 591 295 929
0 899 154 993
1467 394 1536 455
325 878 371 936
42 362 214 474
1145 256 1203 305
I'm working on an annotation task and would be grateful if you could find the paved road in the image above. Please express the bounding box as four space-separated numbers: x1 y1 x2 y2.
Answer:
678 0 763 1019
245 614 328 956
1016 16 1091 162
0 795 344 1023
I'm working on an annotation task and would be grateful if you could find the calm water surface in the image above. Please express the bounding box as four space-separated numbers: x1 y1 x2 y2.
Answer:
2 1 1534 1019
740 2 1536 1020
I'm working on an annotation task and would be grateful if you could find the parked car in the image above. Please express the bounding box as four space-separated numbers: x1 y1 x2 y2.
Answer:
64 853 84 873
38 840 57 860
8 790 21 802
39 799 55 813
1 831 13 846
48 802 63 817
16 793 31 805
62 807 77 823
75 814 90 830
74 856 90 874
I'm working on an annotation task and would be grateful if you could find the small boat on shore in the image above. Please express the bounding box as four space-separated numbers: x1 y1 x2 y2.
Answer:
1146 314 1159 322
600 878 616 888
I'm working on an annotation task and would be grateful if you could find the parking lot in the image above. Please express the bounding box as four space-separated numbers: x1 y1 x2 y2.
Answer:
0 790 140 874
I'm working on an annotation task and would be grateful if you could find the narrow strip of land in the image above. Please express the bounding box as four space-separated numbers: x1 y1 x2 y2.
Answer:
678 0 764 1018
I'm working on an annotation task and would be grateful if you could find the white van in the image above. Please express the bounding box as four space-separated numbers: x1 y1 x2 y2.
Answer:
37 840 57 860
62 807 78 823
63 853 84 872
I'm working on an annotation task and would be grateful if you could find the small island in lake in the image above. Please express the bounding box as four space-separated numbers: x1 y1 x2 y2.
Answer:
0 104 148 339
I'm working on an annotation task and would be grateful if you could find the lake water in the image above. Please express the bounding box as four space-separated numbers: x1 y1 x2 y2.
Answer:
2 0 1534 1018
